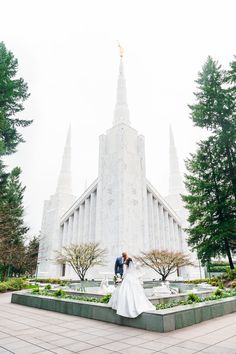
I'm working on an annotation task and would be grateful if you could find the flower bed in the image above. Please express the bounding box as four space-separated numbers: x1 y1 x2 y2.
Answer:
29 285 236 310
31 287 112 303
155 288 236 309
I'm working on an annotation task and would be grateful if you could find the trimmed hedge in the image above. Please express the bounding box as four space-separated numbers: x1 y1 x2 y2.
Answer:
207 262 236 273
185 277 222 286
30 278 69 285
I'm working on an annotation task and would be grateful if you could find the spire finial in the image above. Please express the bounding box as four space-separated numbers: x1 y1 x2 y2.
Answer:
117 41 124 58
113 43 130 126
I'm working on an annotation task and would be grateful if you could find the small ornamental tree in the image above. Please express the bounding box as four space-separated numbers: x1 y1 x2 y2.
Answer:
55 242 107 281
136 250 193 281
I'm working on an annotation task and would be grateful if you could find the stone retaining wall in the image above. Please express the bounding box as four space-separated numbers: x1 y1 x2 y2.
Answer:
11 292 236 332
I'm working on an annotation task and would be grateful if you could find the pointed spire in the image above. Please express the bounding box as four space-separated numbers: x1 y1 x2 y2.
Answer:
168 125 184 195
56 125 72 195
113 45 130 126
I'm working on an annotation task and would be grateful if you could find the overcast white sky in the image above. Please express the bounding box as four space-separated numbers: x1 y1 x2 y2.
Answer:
1 0 236 234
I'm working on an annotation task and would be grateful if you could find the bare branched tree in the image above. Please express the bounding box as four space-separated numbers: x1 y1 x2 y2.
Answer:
55 242 107 281
135 250 194 281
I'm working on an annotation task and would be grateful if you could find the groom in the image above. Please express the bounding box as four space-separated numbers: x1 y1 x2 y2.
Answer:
114 252 128 278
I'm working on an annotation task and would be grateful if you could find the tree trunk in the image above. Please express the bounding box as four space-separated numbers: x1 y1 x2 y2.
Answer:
225 239 235 269
2 268 7 281
225 142 236 203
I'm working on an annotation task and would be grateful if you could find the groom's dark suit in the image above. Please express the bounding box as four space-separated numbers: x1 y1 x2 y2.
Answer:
114 256 124 276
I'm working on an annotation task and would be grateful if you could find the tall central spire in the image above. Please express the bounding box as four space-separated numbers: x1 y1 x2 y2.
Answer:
113 44 130 126
168 125 184 195
56 125 72 195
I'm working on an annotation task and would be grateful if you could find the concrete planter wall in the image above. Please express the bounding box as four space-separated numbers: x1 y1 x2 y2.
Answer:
11 292 236 332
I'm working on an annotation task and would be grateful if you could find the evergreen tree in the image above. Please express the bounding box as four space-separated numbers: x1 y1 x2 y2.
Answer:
0 167 29 279
25 236 39 276
183 137 236 268
189 56 236 201
0 42 32 156
184 56 236 268
0 42 31 279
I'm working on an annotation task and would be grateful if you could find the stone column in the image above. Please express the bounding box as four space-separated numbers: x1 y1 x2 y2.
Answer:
169 217 175 251
159 205 165 250
156 201 161 250
174 222 180 251
83 197 90 242
67 215 73 247
178 225 184 252
153 199 159 249
62 220 68 247
164 210 170 250
78 203 85 243
89 192 96 242
72 209 79 244
147 192 154 249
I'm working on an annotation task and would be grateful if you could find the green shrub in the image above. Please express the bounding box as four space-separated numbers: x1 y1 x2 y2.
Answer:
187 293 201 302
207 261 236 273
60 281 67 287
44 284 52 290
230 280 236 288
185 278 211 284
0 283 8 292
217 281 225 289
156 302 178 310
6 278 27 290
76 296 99 303
225 269 236 281
31 287 40 294
100 294 112 303
53 289 65 297
213 288 223 297
32 278 62 284
24 283 37 289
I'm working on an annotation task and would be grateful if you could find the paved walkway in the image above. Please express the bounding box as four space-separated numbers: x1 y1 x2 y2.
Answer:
0 292 235 354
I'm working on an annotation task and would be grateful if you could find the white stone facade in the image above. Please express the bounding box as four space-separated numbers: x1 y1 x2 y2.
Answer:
37 57 202 280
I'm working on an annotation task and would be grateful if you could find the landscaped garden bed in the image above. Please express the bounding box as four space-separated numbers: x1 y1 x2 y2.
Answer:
30 285 214 305
11 286 236 332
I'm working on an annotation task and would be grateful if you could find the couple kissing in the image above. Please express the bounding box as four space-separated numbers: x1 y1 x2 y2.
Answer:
108 251 155 318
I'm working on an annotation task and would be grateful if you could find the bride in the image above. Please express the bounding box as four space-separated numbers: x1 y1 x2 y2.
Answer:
108 257 156 318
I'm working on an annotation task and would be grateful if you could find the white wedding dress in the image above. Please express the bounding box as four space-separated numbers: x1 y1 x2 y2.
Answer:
108 261 156 318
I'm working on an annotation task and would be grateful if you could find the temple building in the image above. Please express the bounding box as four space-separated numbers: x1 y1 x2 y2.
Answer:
37 50 202 280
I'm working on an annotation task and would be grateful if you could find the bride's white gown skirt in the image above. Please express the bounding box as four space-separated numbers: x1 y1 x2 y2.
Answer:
109 269 156 318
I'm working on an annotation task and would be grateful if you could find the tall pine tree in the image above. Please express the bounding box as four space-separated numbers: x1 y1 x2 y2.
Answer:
184 56 236 268
0 42 32 156
183 137 236 268
0 42 31 279
0 167 29 279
